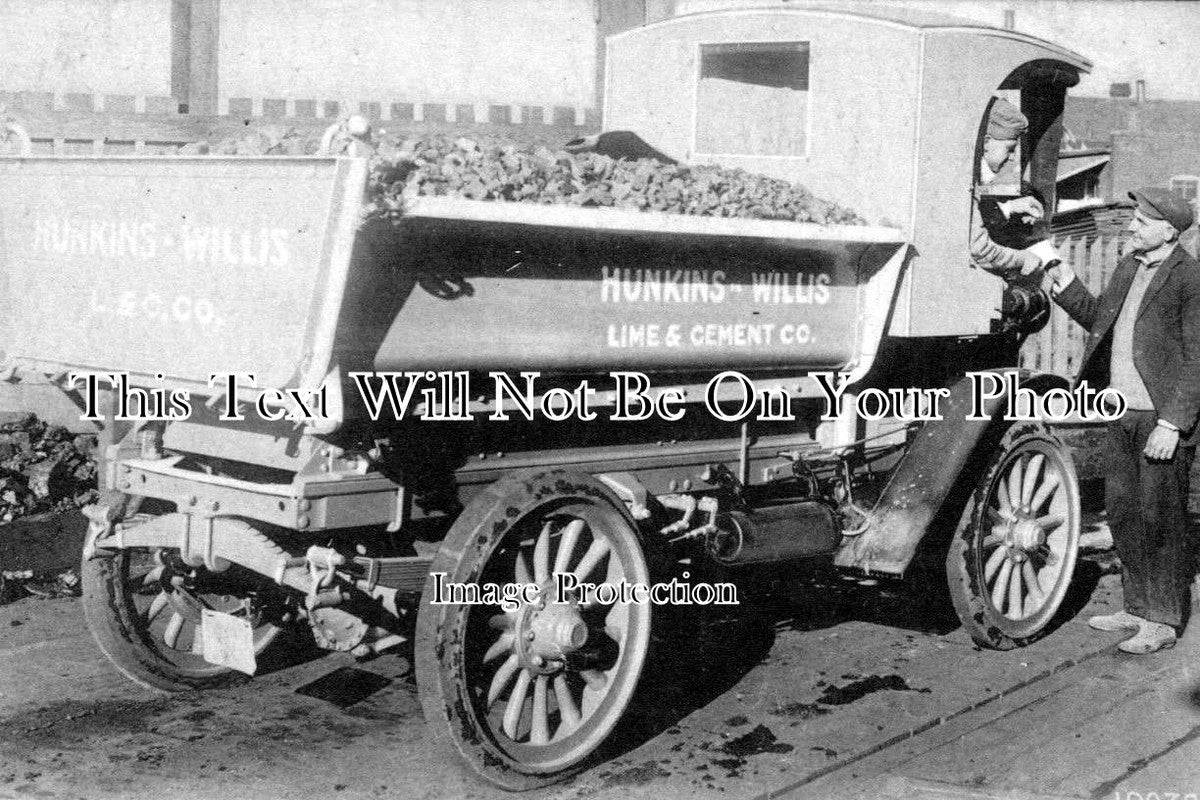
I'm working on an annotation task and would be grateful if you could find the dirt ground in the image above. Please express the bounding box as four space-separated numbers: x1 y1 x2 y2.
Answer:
2 542 1199 800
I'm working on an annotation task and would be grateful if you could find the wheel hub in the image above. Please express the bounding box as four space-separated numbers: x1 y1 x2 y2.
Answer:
514 584 589 674
1003 513 1046 554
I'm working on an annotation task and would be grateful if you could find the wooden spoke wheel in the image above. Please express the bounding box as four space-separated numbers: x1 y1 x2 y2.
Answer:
82 516 286 691
416 471 652 790
947 422 1080 649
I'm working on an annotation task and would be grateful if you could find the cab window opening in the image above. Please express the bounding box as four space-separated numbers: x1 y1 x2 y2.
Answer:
695 41 810 157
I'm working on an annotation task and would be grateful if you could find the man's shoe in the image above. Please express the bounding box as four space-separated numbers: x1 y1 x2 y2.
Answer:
1117 622 1178 654
1088 610 1145 632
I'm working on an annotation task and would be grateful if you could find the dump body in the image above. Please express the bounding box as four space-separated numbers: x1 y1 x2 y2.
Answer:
0 156 909 425
0 156 366 397
370 198 907 374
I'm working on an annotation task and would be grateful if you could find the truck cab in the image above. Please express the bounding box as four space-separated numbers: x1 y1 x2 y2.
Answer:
604 5 1091 336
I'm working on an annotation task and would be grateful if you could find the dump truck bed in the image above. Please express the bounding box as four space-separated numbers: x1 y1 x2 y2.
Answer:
366 196 909 374
0 156 910 420
0 156 365 396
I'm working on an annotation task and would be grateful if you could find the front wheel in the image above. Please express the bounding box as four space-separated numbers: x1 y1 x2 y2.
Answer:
415 470 652 790
946 422 1080 649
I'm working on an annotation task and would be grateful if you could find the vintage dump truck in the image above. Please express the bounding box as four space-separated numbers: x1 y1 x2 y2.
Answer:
0 6 1091 791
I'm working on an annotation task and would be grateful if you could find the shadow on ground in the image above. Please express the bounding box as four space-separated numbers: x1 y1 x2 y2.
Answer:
597 598 778 763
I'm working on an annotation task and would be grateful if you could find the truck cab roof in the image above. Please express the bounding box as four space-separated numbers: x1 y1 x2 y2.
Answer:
666 2 1089 60
776 3 1089 65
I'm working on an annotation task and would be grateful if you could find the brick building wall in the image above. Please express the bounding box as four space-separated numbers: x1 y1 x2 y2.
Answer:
1065 97 1200 203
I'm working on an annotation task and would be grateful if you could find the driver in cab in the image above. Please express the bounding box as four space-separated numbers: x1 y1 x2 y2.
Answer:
971 98 1050 277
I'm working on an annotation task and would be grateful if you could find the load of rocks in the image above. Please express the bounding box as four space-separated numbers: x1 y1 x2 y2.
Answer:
366 133 867 226
184 125 321 156
189 122 868 226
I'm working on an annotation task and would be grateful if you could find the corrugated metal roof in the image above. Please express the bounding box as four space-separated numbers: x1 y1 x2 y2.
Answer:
1057 153 1110 182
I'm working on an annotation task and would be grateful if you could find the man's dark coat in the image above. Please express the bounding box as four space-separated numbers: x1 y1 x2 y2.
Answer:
1054 244 1200 445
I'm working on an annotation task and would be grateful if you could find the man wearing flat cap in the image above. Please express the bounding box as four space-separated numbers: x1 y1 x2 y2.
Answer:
1047 187 1200 653
970 98 1048 276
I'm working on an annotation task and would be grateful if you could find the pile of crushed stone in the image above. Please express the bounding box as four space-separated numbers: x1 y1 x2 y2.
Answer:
0 414 97 524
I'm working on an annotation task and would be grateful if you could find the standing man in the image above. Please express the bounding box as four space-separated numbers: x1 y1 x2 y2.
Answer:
1047 188 1200 654
970 98 1047 276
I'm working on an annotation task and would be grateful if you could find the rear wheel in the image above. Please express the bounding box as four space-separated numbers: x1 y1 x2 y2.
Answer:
416 471 652 790
82 515 288 691
946 422 1080 649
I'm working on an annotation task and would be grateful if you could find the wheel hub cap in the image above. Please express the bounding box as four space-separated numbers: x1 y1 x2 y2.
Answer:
515 585 589 673
1005 515 1046 553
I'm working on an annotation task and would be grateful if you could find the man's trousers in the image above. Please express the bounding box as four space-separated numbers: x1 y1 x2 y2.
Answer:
1105 410 1195 630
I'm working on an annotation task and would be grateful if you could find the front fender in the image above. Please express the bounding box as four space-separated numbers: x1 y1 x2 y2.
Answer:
832 369 1070 576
